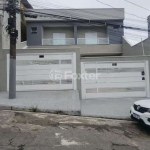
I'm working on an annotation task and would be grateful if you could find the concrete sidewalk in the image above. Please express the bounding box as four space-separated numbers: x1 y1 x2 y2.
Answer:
0 91 81 115
0 91 148 119
81 98 146 119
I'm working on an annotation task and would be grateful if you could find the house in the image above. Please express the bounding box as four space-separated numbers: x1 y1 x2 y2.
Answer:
25 8 124 56
0 3 150 100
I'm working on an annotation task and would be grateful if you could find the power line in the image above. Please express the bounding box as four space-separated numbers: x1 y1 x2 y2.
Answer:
124 0 150 12
24 8 149 33
96 0 147 20
22 0 149 24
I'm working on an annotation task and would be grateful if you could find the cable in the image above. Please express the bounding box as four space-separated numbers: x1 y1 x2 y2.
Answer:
24 8 150 33
124 0 150 12
22 0 149 24
96 0 147 20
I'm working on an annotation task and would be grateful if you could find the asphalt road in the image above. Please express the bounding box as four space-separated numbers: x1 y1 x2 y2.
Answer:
0 110 150 150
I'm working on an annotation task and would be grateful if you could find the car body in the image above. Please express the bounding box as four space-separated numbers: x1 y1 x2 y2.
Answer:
130 100 150 126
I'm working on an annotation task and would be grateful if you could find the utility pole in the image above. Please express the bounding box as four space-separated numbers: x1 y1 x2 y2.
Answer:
5 0 18 99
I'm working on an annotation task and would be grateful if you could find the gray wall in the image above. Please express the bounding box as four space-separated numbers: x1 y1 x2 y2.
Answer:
123 38 150 56
108 21 124 44
43 27 74 39
0 48 81 92
27 23 43 46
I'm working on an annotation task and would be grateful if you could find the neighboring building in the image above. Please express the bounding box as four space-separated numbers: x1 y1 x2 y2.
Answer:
1 0 32 49
123 16 150 56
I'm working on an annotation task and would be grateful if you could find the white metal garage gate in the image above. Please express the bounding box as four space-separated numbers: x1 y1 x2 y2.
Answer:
81 61 150 99
7 53 76 91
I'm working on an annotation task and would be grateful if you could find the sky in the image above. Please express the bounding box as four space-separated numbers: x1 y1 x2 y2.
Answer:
28 0 150 46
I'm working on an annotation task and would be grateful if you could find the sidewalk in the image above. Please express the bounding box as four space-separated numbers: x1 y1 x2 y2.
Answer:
0 91 147 119
0 91 81 115
81 98 145 119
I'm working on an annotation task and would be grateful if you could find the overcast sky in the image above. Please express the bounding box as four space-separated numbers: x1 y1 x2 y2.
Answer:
28 0 150 45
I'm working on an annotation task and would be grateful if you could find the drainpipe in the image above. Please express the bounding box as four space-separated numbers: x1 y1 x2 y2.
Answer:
74 25 77 45
141 38 145 56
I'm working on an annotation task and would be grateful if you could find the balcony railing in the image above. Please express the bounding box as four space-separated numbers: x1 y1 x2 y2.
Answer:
77 38 109 45
42 38 75 45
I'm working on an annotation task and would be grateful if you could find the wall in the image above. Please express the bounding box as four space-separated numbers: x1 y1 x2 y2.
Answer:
27 23 43 46
27 44 122 56
108 20 124 44
0 48 81 92
77 26 107 38
123 38 150 56
43 27 74 39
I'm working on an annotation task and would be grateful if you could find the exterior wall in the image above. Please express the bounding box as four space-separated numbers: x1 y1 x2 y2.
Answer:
0 48 80 92
79 44 122 56
28 44 123 56
80 56 150 98
27 23 43 46
123 38 150 56
108 21 124 44
43 27 74 39
77 26 107 38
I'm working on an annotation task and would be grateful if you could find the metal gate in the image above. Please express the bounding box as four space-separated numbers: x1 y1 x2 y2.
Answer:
7 53 76 91
81 61 149 99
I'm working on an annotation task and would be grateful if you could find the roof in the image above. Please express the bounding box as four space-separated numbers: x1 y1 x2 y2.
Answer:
25 8 125 22
21 0 33 9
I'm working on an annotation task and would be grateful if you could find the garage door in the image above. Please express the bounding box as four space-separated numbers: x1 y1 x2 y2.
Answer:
7 53 76 91
81 61 149 99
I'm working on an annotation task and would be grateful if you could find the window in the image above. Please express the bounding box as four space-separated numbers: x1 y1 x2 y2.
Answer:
31 27 37 34
53 33 66 45
85 32 97 44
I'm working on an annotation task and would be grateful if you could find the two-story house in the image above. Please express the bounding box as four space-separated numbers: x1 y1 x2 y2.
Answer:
26 8 124 56
1 6 150 100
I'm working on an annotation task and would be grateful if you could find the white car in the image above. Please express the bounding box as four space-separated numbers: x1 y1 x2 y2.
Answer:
130 100 150 126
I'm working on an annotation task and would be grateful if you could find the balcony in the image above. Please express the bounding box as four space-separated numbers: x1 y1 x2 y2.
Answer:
42 38 109 46
77 38 109 45
42 38 75 46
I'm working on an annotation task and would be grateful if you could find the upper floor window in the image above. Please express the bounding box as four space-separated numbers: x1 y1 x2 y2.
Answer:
85 32 98 44
53 33 66 45
31 27 37 34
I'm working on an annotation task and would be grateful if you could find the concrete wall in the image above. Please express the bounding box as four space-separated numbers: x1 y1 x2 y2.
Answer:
27 23 43 46
123 38 150 56
108 21 124 44
43 27 74 39
0 48 81 92
27 44 123 56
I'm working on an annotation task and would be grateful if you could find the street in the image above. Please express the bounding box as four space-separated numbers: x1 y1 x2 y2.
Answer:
0 110 150 150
